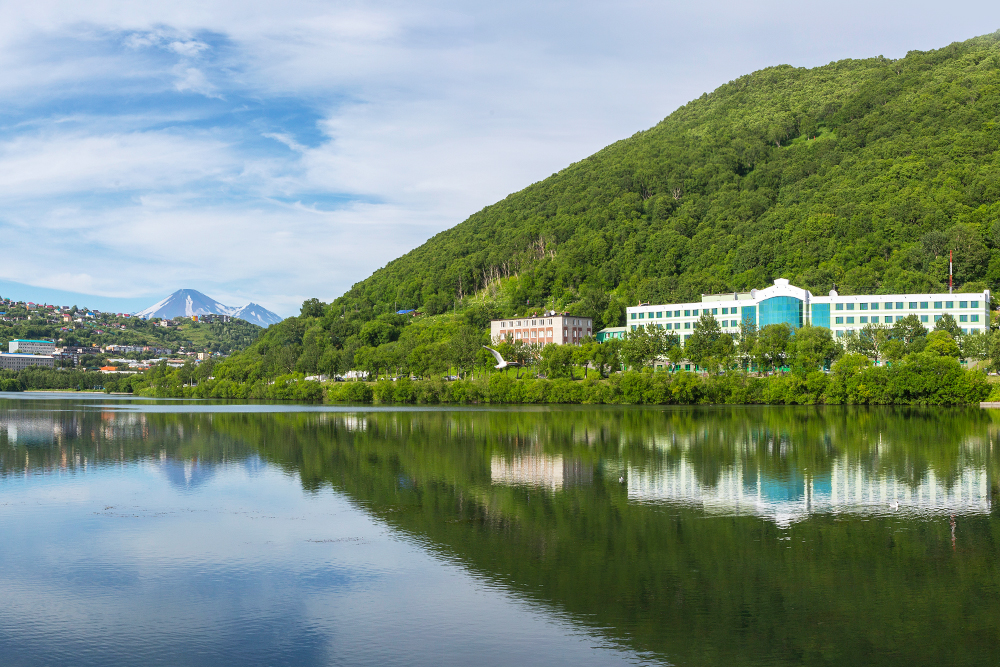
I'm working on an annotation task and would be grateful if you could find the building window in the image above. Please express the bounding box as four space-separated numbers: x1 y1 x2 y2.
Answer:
860 303 868 311
684 322 691 329
909 302 917 309
962 328 969 334
631 313 636 320
934 301 942 309
712 308 718 315
835 317 844 324
638 312 644 319
885 316 893 324
971 301 979 308
972 314 980 322
870 302 879 310
885 302 893 310
896 302 904 309
960 315 968 322
631 325 636 331
920 315 928 322
835 303 843 310
934 315 942 322
896 316 903 322
859 316 868 324
656 311 662 318
846 317 854 324
722 307 728 314
946 301 953 309
960 301 968 308
684 310 690 317
846 303 854 310
920 302 928 309
836 330 844 338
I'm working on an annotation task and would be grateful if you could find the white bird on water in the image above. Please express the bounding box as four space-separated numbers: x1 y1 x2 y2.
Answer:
889 500 899 510
483 346 521 370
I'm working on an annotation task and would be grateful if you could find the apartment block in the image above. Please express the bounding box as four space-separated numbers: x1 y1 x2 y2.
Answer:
490 314 593 346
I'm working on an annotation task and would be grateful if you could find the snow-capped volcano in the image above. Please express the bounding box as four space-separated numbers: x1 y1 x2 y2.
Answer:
135 289 282 327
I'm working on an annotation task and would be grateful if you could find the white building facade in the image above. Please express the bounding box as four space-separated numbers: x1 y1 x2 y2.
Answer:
8 339 56 355
491 314 593 346
626 279 990 342
0 353 55 370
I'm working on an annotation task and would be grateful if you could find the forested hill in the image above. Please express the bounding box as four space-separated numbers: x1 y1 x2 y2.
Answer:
334 31 1000 329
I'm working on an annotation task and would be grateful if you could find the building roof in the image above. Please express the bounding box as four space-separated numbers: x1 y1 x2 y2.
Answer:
0 353 54 358
11 339 55 344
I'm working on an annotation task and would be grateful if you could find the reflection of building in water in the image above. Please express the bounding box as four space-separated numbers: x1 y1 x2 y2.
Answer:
628 455 990 525
491 455 592 491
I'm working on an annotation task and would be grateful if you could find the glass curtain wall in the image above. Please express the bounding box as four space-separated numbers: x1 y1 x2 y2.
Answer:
758 297 804 329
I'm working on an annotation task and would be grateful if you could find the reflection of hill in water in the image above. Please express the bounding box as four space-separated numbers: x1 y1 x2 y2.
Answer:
245 407 1000 667
5 401 1000 666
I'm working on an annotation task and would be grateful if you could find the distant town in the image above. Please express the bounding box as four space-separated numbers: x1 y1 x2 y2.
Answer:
0 296 258 373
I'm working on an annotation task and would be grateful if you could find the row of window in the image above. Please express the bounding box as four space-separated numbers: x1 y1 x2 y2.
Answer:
632 319 748 332
632 306 750 320
833 300 979 311
836 327 981 338
834 314 980 325
498 318 590 327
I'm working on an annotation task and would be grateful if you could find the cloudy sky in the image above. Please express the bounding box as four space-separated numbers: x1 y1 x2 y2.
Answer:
2 1 999 315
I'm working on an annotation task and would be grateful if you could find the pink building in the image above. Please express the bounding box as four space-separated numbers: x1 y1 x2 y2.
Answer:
490 314 593 346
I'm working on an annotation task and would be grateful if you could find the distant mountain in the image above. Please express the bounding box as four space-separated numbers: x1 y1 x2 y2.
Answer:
136 289 282 327
230 303 284 327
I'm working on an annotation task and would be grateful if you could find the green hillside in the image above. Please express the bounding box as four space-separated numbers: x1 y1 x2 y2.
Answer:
338 31 1000 328
143 32 1000 384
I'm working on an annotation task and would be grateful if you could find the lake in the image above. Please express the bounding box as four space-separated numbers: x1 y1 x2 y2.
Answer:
1 394 998 666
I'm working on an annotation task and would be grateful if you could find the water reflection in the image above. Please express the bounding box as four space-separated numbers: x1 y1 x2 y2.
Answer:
628 450 992 524
3 399 1000 666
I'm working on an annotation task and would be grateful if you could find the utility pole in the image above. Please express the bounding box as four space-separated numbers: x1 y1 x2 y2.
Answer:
949 250 953 294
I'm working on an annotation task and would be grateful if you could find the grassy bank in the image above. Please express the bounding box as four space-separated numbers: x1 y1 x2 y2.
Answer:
99 351 992 406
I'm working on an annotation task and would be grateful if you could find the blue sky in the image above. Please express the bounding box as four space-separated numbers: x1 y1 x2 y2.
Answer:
2 1 999 316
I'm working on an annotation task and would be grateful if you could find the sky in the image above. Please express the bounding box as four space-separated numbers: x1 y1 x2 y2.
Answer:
2 1 999 316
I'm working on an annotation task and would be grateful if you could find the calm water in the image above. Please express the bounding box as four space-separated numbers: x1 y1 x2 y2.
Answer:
2 394 999 666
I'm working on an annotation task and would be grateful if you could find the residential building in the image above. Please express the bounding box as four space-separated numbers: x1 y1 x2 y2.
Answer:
9 339 56 355
625 279 990 343
0 353 55 370
490 313 593 346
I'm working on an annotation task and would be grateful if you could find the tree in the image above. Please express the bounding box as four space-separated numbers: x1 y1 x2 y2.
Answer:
891 314 928 348
847 323 891 363
736 321 759 372
540 343 574 378
753 324 792 374
591 339 622 377
934 313 963 340
300 298 326 318
448 326 482 379
620 325 676 371
684 314 734 374
925 330 961 358
791 325 840 373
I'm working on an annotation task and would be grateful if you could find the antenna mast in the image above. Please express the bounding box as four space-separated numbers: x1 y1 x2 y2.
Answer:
949 250 953 294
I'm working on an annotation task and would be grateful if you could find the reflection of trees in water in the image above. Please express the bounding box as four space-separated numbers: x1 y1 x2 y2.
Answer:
238 407 1000 667
4 402 1000 665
